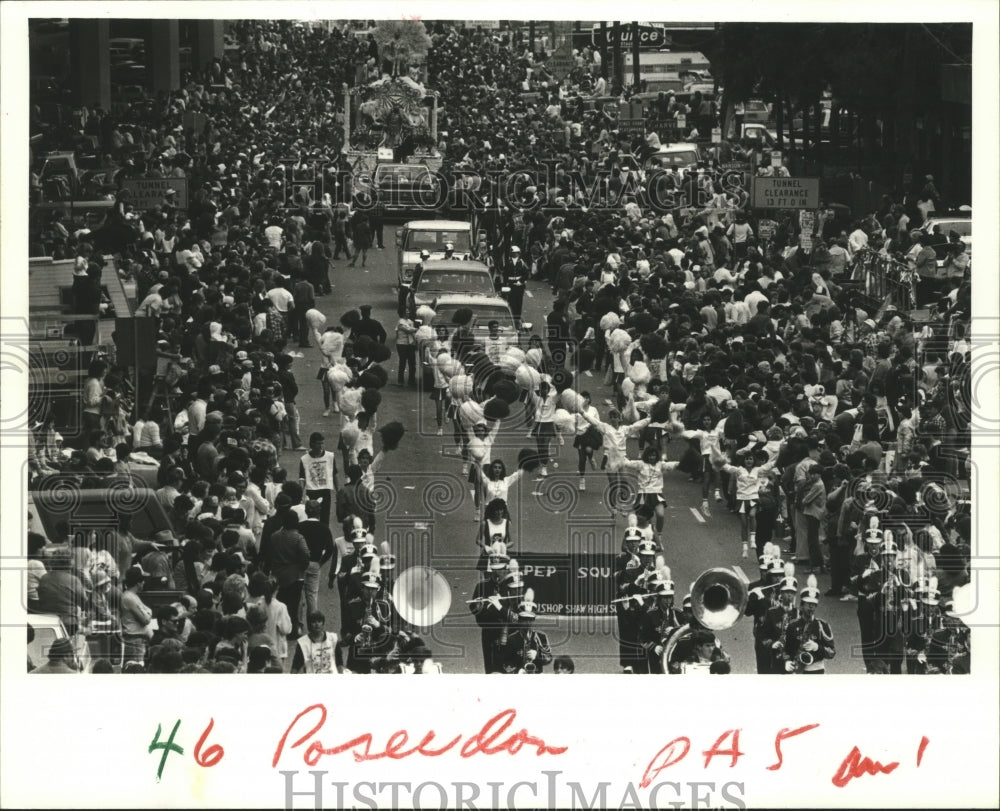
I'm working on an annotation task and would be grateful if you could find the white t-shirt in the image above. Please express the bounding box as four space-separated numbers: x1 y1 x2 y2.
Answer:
266 287 294 313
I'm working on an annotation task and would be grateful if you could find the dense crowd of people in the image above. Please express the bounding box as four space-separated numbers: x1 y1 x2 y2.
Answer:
27 20 972 675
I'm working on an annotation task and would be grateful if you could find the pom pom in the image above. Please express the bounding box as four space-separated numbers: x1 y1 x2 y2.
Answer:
630 311 657 335
361 389 382 414
599 312 621 331
492 378 520 404
321 330 345 359
340 421 360 448
608 328 632 353
369 343 392 364
649 399 672 423
340 387 363 417
358 366 388 389
551 368 574 393
518 448 542 472
327 365 352 392
629 361 652 385
305 309 327 331
451 307 473 326
640 333 668 359
459 399 485 427
483 398 510 420
340 309 361 329
415 324 434 342
621 377 636 399
553 408 575 434
415 305 436 323
449 373 473 399
525 347 543 369
499 347 526 373
378 421 405 451
558 389 583 412
515 364 541 391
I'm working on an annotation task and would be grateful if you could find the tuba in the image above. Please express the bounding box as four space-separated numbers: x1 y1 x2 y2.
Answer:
662 567 749 674
391 566 453 628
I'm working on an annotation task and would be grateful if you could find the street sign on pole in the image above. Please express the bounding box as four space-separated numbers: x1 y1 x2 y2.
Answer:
546 40 576 81
591 24 667 49
751 177 820 209
771 149 783 168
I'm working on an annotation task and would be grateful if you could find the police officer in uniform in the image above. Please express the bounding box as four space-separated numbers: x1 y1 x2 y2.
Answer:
783 575 836 674
504 245 529 325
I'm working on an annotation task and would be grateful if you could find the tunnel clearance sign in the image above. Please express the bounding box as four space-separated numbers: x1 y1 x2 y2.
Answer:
513 553 617 616
751 176 820 209
121 177 189 210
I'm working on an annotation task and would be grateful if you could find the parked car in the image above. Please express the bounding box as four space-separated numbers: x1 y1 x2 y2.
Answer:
429 294 530 346
355 163 444 216
409 260 495 309
27 613 91 673
920 213 971 264
642 142 701 174
395 220 473 287
742 98 771 124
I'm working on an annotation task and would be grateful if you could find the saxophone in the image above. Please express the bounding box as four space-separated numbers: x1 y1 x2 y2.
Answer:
520 629 537 674
797 619 818 669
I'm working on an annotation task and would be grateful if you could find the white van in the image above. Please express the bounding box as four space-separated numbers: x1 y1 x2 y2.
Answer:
395 220 473 287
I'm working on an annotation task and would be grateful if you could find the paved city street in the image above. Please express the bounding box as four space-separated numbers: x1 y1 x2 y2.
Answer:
277 239 868 674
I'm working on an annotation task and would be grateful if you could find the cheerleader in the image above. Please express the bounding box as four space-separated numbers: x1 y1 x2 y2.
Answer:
467 419 502 521
680 412 724 517
712 445 779 559
481 459 523 508
528 378 559 477
573 392 603 491
622 446 679 542
477 498 513 555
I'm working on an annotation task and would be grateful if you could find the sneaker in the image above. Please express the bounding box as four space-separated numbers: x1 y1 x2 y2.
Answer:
714 489 722 502
840 593 858 602
322 409 330 417
436 427 444 436
701 499 711 517
539 466 549 477
741 544 749 559
622 666 634 674
578 477 586 491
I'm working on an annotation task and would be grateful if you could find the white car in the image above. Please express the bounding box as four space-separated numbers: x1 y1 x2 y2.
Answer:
395 220 473 287
920 215 971 265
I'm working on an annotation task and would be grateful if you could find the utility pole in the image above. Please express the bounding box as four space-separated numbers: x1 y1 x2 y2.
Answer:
611 21 622 93
599 22 608 80
631 21 641 90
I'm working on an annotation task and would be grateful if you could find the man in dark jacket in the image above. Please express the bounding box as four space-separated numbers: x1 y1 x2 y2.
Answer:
263 510 310 638
352 304 387 343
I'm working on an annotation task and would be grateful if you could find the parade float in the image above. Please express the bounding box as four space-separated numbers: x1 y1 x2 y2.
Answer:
341 21 443 181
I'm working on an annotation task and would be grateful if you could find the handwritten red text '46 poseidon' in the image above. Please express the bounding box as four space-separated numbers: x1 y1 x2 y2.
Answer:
272 705 568 767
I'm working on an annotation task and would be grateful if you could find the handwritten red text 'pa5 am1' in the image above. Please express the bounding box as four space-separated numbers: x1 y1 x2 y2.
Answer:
272 705 569 767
